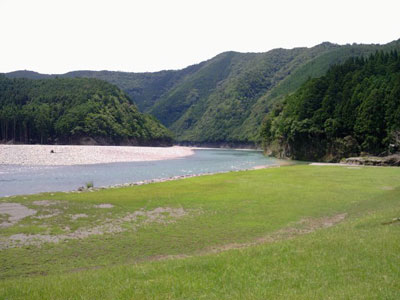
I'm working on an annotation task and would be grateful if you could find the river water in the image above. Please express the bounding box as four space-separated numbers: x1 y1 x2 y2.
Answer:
0 149 280 197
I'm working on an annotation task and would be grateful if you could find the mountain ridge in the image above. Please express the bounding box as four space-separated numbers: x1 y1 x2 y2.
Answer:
5 39 400 145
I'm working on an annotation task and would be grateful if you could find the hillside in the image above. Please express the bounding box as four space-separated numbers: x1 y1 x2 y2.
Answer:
261 50 400 161
0 76 172 145
5 39 400 145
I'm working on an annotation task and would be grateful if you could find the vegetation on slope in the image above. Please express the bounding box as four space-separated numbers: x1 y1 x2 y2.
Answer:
0 76 172 145
261 50 400 161
64 66 205 112
1 165 400 298
5 40 400 144
5 65 205 113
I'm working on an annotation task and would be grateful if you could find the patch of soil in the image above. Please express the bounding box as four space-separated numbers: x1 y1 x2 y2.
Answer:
32 200 61 207
70 213 88 220
382 186 395 190
382 217 400 225
0 203 37 228
149 213 348 262
206 213 347 254
94 204 114 209
34 209 61 219
67 212 347 274
1 207 191 249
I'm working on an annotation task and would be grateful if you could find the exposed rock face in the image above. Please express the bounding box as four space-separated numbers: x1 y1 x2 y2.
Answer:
345 155 400 166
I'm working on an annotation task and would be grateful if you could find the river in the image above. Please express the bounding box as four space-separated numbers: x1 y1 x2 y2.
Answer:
0 149 281 197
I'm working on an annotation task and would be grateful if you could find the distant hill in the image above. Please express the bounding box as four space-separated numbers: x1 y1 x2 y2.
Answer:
5 39 400 145
261 50 400 161
0 76 172 145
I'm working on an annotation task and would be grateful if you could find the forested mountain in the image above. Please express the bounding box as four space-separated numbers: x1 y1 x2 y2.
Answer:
5 39 400 145
0 76 172 145
261 50 400 161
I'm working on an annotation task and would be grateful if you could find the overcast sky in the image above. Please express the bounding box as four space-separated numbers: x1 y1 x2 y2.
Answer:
1 0 399 74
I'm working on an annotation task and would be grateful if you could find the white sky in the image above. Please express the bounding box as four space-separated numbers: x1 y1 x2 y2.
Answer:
1 0 399 74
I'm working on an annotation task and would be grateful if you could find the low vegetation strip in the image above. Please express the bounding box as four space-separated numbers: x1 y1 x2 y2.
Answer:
0 165 399 299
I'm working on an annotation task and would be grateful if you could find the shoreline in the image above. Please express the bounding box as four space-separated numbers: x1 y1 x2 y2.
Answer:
189 147 262 151
71 163 286 193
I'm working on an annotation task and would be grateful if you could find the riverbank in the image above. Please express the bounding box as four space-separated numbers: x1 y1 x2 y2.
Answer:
0 145 194 166
1 165 399 299
73 163 285 192
177 141 260 150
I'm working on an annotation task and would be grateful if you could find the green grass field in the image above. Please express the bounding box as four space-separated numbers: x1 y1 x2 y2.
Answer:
1 165 400 299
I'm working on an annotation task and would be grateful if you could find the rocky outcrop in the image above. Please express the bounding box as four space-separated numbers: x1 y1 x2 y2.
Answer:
345 155 400 166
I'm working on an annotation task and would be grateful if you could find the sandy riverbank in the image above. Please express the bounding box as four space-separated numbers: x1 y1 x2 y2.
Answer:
0 145 194 166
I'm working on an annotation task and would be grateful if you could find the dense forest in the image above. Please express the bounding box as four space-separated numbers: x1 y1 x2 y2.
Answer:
261 50 400 161
0 76 172 145
7 40 400 145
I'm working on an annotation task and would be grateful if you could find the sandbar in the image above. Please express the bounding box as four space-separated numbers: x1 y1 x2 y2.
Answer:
0 145 194 166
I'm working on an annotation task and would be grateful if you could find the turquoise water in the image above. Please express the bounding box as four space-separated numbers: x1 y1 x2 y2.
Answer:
0 149 280 197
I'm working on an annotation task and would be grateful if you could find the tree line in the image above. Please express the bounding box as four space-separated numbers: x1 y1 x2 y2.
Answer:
0 76 172 145
261 50 400 161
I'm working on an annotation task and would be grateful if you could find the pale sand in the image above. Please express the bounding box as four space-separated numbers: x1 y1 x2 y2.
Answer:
309 162 349 166
0 145 194 166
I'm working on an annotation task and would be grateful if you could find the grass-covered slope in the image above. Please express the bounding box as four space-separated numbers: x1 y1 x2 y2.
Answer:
261 50 400 161
1 165 400 299
0 76 172 145
6 39 400 144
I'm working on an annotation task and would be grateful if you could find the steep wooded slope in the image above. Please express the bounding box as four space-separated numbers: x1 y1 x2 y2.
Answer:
261 50 400 161
6 39 400 144
0 76 172 145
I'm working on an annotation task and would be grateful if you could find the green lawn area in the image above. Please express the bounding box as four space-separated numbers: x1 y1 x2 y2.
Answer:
1 165 400 299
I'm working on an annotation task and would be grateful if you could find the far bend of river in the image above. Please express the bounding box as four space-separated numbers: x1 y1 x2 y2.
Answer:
0 149 282 197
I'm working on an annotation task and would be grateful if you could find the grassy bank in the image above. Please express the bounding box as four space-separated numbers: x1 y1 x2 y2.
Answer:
1 165 400 299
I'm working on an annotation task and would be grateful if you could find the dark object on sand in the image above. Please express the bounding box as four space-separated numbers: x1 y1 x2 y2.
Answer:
50 150 54 153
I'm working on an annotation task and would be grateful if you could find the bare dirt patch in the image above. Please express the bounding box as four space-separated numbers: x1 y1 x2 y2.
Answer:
382 186 395 191
0 203 37 228
70 214 88 220
382 217 400 225
34 210 61 219
32 200 61 207
147 213 348 262
1 207 192 249
94 204 114 209
206 213 347 254
310 163 349 166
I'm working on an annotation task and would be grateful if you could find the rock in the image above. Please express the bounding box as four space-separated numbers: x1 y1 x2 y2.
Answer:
345 154 400 166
